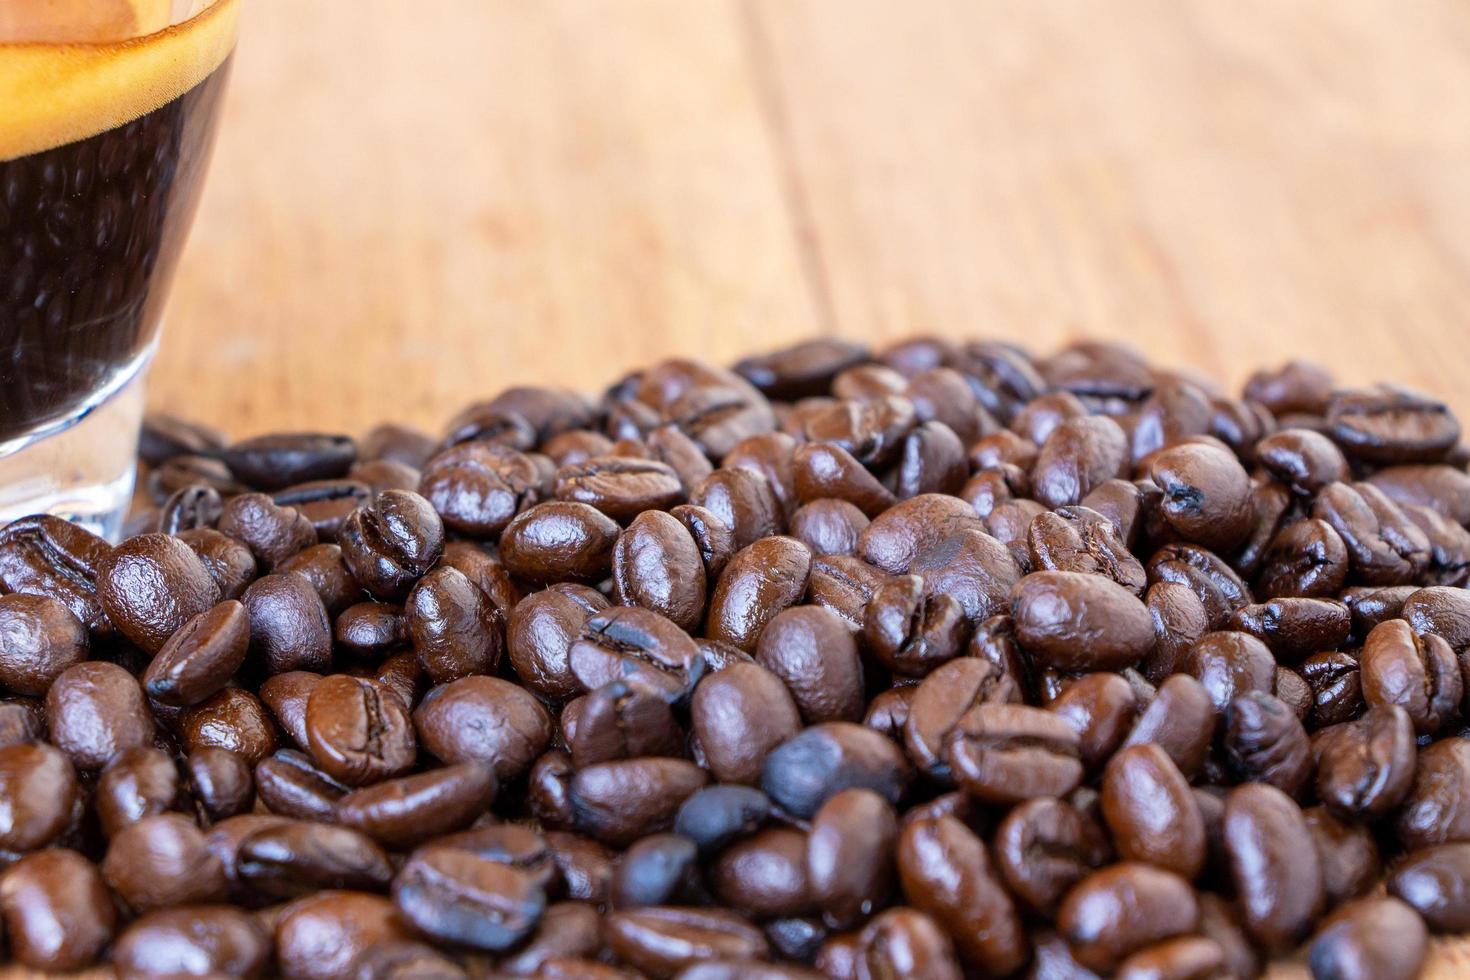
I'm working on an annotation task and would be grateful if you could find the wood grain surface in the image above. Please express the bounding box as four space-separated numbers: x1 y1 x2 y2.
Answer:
12 1 1470 977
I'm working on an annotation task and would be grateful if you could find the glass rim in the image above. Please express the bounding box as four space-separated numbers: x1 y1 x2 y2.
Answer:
0 0 226 48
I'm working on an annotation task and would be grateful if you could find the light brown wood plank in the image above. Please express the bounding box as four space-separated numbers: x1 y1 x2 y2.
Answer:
751 0 1470 420
149 0 823 439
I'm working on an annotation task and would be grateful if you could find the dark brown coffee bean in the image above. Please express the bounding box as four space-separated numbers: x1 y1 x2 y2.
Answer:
1388 842 1470 932
242 572 333 676
863 686 915 741
1302 805 1381 907
1399 737 1470 850
96 532 220 654
0 741 78 850
271 480 374 542
1327 386 1460 464
143 599 250 706
140 414 230 467
1102 743 1206 879
569 605 705 701
1227 597 1350 666
412 679 547 785
1308 895 1427 980
219 433 356 491
1300 650 1364 728
805 554 887 628
1361 618 1462 735
1050 672 1138 772
405 566 503 683
335 601 407 659
508 585 608 702
1121 674 1216 780
235 819 393 897
1224 690 1312 797
804 788 897 928
181 687 279 765
0 848 116 971
102 812 228 911
1222 783 1324 953
255 749 347 821
188 746 255 821
688 468 780 555
112 905 270 978
993 797 1111 917
612 833 701 909
1181 630 1275 714
336 762 496 848
861 575 968 678
439 539 522 623
338 489 444 600
499 500 620 584
572 677 683 767
606 906 769 979
646 424 716 494
1029 414 1128 510
858 494 985 576
788 499 869 559
891 420 968 499
894 815 1025 974
943 703 1083 804
1368 463 1470 527
1148 542 1254 628
959 464 1027 520
0 514 112 634
1141 581 1209 682
351 457 423 495
95 744 179 839
673 786 772 857
305 675 416 786
277 542 360 614
259 671 322 750
45 660 153 770
178 526 259 600
762 722 911 819
711 826 811 919
1027 506 1145 595
418 441 541 537
1147 442 1253 551
555 456 684 521
571 757 708 846
748 605 860 722
707 536 812 653
907 527 1024 624
217 492 318 572
691 662 801 785
1011 570 1155 671
1312 481 1431 586
1057 862 1199 973
735 338 868 400
150 454 251 503
903 656 1021 781
0 592 88 696
497 900 604 975
275 890 412 980
855 906 962 980
799 395 917 470
613 510 707 632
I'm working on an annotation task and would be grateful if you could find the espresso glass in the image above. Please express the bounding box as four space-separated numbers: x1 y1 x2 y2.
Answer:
0 0 239 538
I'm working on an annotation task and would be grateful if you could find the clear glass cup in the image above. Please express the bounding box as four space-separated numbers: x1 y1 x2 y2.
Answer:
0 0 240 538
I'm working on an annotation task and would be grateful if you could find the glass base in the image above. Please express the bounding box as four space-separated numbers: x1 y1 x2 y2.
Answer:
0 367 146 541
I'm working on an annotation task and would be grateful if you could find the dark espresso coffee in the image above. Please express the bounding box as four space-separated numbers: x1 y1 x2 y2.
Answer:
0 65 229 444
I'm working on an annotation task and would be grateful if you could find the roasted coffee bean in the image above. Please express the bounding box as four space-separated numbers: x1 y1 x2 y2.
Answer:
689 467 781 554
392 844 546 952
1142 581 1209 682
159 482 226 534
895 815 1025 974
1313 481 1430 586
418 441 541 537
334 601 407 658
1360 618 1462 734
1181 630 1275 714
219 433 356 491
1227 597 1350 665
217 492 319 572
691 662 801 785
271 480 373 542
762 722 911 819
351 457 423 494
1120 674 1217 780
570 605 705 701
236 819 393 897
1050 672 1138 772
1300 650 1364 728
903 657 1021 780
305 675 416 786
637 793 753 877
150 454 250 502
993 796 1111 917
45 660 154 770
799 395 918 470
260 671 322 750
242 572 333 676
1027 506 1146 595
942 703 1083 804
1012 570 1155 671
908 527 1024 622
508 585 608 701
959 464 1027 520
864 686 915 740
255 749 348 821
755 604 862 722
571 757 708 846
178 526 259 600
277 542 359 614
406 566 503 683
96 532 220 654
735 340 869 401
0 741 78 850
892 420 969 499
498 900 605 975
1398 737 1470 850
606 906 769 978
711 826 811 918
338 489 444 600
805 554 887 628
187 746 255 821
1302 805 1381 907
1244 360 1333 415
1149 542 1254 628
805 788 898 928
140 413 230 467
1307 895 1427 980
788 499 870 557
112 905 270 978
612 833 701 908
1057 862 1199 973
1388 842 1470 932
1102 743 1206 879
613 510 707 632
1224 691 1312 797
858 494 985 576
862 575 968 678
275 890 412 980
1222 783 1324 953
181 687 279 765
143 598 250 706
855 906 963 980
555 456 684 521
1147 442 1253 551
0 515 112 635
707 536 812 652
0 592 88 696
336 762 497 849
1403 585 1470 652
1327 386 1460 464
96 744 179 838
1257 428 1350 495
0 848 116 971
102 812 228 911
573 677 685 767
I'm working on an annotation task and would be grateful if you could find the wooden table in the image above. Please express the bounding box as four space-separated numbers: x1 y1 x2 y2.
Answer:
32 1 1470 977
153 0 1470 441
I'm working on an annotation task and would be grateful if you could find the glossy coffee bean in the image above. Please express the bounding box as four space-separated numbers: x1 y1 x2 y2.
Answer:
1307 895 1427 980
993 797 1111 917
305 675 416 786
509 584 609 701
571 757 708 846
942 703 1083 804
45 660 154 770
1360 618 1462 735
1057 862 1199 974
112 905 270 978
187 746 256 820
0 592 88 696
755 604 863 722
0 514 112 634
691 662 801 785
96 744 180 838
0 848 116 971
338 489 445 600
501 501 620 584
1316 704 1417 820
242 572 333 676
181 687 279 765
1049 671 1138 772
569 605 705 700
1102 744 1206 879
97 532 221 653
143 598 250 706
674 785 772 855
707 536 812 652
405 565 503 683
1222 783 1324 953
0 741 78 850
102 812 228 911
336 762 497 848
1121 674 1216 780
805 788 898 928
763 723 911 820
1011 571 1155 671
606 906 769 979
274 890 412 980
392 844 546 951
613 509 708 632
1223 690 1312 797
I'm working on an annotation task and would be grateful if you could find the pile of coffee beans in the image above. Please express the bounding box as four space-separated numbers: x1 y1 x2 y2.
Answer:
2 336 1469 979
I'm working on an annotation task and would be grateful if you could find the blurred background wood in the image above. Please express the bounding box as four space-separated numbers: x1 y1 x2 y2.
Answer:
10 1 1463 975
153 0 1470 441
